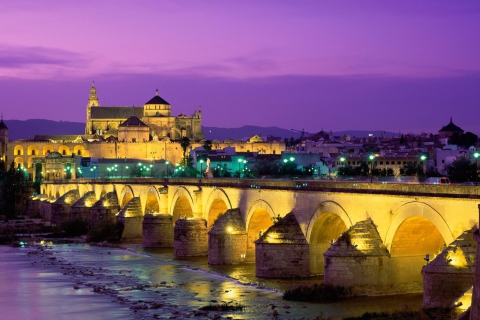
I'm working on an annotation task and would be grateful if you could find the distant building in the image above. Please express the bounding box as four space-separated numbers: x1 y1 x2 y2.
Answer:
85 82 204 141
438 117 464 139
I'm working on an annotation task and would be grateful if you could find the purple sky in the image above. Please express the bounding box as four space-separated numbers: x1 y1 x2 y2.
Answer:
1 1 480 135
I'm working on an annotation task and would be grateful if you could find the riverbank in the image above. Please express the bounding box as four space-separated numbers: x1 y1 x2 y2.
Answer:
0 242 426 319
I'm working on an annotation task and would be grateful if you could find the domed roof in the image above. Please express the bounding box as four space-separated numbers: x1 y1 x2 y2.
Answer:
145 89 170 105
439 117 464 133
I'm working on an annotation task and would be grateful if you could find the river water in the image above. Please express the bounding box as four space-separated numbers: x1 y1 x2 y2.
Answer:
0 243 424 320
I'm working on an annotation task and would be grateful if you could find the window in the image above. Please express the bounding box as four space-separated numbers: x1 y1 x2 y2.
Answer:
386 161 389 165
132 138 136 143
62 150 66 155
32 150 36 155
380 161 383 165
17 150 21 155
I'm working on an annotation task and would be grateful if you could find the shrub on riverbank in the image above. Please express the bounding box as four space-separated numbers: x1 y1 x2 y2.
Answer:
87 220 122 242
199 302 245 311
60 218 88 237
283 283 352 302
343 307 452 320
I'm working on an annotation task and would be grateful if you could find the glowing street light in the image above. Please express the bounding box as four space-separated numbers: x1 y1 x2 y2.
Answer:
199 159 204 177
165 160 169 177
474 152 479 186
339 156 346 167
368 154 375 183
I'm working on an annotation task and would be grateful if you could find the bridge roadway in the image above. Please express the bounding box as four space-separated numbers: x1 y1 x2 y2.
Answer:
38 178 480 295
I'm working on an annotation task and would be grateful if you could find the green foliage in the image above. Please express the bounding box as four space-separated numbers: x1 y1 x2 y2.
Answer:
60 218 88 237
0 161 32 217
449 132 478 148
87 220 123 243
180 137 191 166
343 308 451 320
283 283 352 302
252 158 281 177
338 161 370 177
202 140 212 153
199 302 244 311
445 157 476 182
400 162 424 177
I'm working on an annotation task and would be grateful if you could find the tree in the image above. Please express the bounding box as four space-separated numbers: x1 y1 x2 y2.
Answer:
445 158 475 183
1 162 32 217
202 140 213 154
180 137 191 166
400 162 424 177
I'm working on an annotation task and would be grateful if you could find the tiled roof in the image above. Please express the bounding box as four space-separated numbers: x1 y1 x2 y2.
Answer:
145 94 170 105
119 115 148 127
439 118 464 133
90 107 143 119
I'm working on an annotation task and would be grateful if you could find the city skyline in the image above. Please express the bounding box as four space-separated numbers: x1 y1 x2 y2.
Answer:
1 1 480 134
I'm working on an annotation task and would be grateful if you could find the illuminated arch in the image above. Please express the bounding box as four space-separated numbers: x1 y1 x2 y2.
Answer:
27 145 40 156
245 199 276 262
385 201 453 252
14 145 24 156
26 156 35 169
43 145 54 155
73 145 85 156
306 201 353 275
305 201 353 242
144 186 161 215
14 156 23 168
203 188 232 228
57 145 71 156
170 186 195 222
119 185 134 208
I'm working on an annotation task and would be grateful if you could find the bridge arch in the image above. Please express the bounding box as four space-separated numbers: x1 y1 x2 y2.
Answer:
204 188 232 228
384 201 454 289
385 201 453 253
307 201 353 275
144 186 161 215
245 199 276 262
170 186 195 222
119 185 135 208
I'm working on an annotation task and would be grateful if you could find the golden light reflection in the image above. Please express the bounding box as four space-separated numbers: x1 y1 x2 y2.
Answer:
227 226 233 234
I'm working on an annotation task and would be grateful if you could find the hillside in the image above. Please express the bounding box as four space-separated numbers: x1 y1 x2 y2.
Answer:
4 119 397 141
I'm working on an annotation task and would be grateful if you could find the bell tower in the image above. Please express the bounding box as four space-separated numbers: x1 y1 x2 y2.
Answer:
86 81 99 134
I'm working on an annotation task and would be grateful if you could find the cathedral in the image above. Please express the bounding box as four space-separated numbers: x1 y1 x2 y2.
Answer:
85 82 204 141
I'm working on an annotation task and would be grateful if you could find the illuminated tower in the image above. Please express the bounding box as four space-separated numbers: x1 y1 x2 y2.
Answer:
85 81 99 134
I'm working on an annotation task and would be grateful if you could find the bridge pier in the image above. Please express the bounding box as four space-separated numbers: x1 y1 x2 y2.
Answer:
117 197 143 243
142 214 173 247
255 213 310 277
89 191 120 227
174 218 208 256
51 190 80 226
324 219 393 295
422 228 477 309
208 208 247 264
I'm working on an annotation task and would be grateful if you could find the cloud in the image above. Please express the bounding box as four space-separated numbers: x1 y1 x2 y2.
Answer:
0 45 90 69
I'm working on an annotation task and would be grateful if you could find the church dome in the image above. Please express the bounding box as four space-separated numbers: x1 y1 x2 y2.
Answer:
439 118 464 134
145 89 170 105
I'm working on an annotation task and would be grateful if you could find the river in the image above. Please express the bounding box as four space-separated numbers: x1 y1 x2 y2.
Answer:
0 243 424 320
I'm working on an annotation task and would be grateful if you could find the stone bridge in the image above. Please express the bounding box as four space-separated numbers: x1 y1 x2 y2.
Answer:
30 178 480 297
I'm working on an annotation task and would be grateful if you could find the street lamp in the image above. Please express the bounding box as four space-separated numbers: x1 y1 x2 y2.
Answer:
165 160 169 177
339 156 346 167
420 154 427 178
369 154 375 183
474 152 479 186
199 159 204 177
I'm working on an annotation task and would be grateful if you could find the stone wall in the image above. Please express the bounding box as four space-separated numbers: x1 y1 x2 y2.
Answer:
208 208 247 264
422 229 477 309
174 219 208 256
255 212 310 278
142 214 173 247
